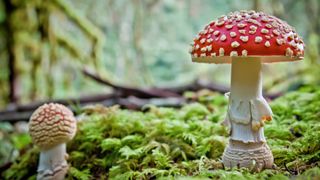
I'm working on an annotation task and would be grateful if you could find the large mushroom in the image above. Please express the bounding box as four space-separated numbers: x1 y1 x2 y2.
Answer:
29 103 77 180
189 10 304 171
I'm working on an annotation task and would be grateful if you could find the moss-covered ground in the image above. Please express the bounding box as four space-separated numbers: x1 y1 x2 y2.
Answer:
2 86 320 180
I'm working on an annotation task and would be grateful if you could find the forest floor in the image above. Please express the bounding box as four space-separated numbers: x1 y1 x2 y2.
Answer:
1 86 320 180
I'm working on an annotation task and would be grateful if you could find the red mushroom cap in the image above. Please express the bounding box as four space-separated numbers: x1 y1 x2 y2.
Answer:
189 10 304 63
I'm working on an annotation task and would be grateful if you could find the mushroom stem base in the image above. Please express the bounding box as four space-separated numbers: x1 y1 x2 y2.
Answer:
222 140 273 171
37 143 68 180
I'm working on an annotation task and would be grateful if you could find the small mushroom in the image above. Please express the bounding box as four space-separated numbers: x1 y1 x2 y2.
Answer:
29 103 77 180
189 10 304 171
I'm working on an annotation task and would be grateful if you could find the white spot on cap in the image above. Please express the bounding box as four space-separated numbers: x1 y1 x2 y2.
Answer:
290 42 297 49
200 53 206 57
251 13 259 19
249 30 256 34
230 51 238 56
285 48 293 56
265 41 270 47
261 17 269 22
220 34 227 41
239 30 246 34
265 24 272 29
286 32 294 41
236 16 242 22
242 50 248 56
211 52 216 57
296 42 304 51
272 29 280 36
216 20 225 26
255 36 263 43
214 30 220 36
230 32 237 38
231 41 240 48
285 28 290 33
249 25 257 31
240 36 249 42
207 45 212 51
276 38 283 45
226 25 233 30
248 19 261 26
219 48 224 56
272 21 279 28
200 38 206 44
261 28 269 34
237 23 247 28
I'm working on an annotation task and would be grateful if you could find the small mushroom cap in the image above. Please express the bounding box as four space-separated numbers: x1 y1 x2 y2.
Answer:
189 10 304 64
29 103 77 150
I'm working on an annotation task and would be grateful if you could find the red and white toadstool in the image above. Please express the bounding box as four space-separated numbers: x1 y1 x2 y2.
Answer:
189 10 304 171
29 103 77 180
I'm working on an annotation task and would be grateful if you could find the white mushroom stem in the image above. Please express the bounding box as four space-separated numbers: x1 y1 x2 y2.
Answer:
230 58 262 102
222 57 273 170
37 143 68 180
227 57 272 142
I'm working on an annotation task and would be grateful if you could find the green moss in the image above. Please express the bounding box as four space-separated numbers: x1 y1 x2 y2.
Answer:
2 87 320 179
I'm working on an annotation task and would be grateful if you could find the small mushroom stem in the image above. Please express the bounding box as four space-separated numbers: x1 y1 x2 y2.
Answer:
222 58 273 170
37 143 68 180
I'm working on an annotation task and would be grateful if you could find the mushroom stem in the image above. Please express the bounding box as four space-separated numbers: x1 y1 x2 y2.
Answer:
37 143 68 180
222 58 273 170
230 58 262 101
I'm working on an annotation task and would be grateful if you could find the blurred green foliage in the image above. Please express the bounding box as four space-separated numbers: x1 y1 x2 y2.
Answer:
0 0 319 107
2 85 320 179
0 122 31 167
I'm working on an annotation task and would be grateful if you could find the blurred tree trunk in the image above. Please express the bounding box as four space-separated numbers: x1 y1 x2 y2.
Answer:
4 0 18 103
271 0 285 18
304 0 320 64
133 0 151 85
253 0 261 11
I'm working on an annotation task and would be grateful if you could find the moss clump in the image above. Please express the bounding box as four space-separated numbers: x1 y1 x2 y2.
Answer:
266 89 320 169
2 87 320 180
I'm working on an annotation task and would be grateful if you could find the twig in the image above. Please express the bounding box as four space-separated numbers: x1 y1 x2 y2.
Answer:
284 163 298 175
82 68 180 98
83 68 282 99
0 96 185 122
118 96 185 110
